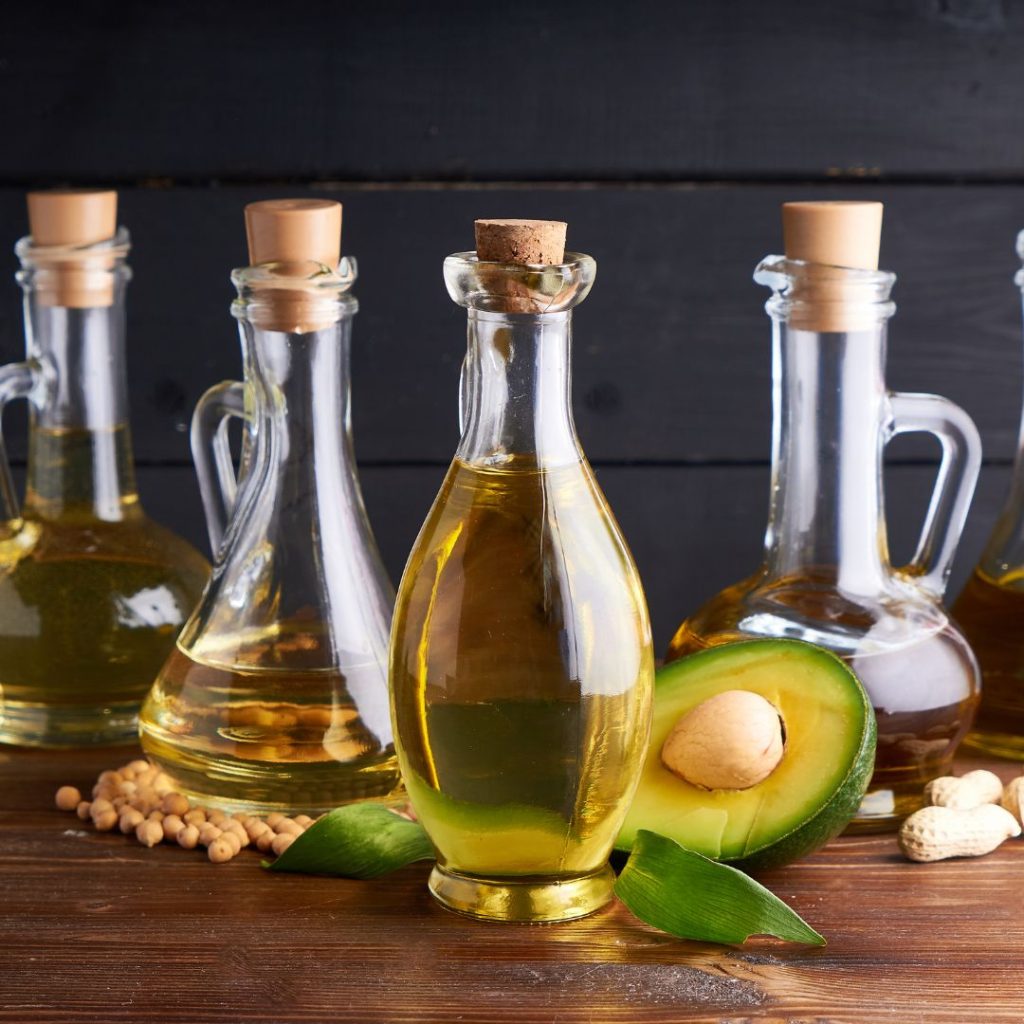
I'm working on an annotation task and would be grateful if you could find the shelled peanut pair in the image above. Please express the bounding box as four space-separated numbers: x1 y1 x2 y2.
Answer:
54 758 315 864
898 770 1024 862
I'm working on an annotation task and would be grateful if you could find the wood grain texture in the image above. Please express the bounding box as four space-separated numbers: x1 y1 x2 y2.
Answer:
1 746 1022 1023
0 183 1021 465
5 1 1024 181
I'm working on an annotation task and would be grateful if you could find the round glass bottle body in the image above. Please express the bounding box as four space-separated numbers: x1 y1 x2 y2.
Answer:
0 230 209 747
140 258 400 812
390 254 654 922
667 257 981 830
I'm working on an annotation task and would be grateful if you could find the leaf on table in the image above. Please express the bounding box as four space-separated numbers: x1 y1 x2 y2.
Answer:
613 829 825 946
266 803 433 879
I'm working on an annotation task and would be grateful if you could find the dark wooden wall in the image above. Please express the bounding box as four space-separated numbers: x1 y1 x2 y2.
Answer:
3 0 1024 649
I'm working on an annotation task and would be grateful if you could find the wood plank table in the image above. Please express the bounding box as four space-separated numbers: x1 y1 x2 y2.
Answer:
1 746 1021 1024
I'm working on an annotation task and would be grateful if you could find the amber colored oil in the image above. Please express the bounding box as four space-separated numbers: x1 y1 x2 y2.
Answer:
667 570 979 831
139 625 401 814
0 426 209 746
953 568 1024 759
390 456 653 922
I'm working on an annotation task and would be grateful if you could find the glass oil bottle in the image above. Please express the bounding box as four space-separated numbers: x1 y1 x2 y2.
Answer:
666 202 982 830
953 230 1024 759
0 190 209 746
140 199 400 813
390 219 654 922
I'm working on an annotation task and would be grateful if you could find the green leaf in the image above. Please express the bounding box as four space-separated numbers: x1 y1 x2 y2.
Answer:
265 811 823 948
614 830 825 946
266 803 433 879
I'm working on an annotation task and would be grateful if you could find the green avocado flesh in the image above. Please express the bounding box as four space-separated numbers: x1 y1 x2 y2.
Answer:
616 639 876 870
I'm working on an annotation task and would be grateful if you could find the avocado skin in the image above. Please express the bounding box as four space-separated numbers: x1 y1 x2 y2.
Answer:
615 639 877 870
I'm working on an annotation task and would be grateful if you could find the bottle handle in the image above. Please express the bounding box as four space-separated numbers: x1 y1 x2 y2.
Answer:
0 361 40 522
887 391 982 598
190 380 247 555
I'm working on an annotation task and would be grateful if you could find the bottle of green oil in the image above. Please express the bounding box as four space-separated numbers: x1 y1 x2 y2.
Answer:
0 190 209 746
390 219 654 923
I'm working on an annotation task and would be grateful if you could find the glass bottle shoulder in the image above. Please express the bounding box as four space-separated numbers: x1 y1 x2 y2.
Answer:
669 566 970 662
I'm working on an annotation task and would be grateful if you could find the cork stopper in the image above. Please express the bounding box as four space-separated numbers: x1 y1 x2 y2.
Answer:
782 201 883 271
27 190 118 248
242 199 345 333
245 199 342 268
26 190 120 308
475 219 567 265
780 201 885 332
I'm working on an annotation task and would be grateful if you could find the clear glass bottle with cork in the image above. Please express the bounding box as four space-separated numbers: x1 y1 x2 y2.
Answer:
0 190 210 746
953 229 1024 759
139 199 400 813
390 219 654 922
666 201 982 830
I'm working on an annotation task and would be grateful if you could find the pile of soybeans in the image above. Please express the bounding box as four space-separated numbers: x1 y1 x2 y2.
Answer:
53 758 315 864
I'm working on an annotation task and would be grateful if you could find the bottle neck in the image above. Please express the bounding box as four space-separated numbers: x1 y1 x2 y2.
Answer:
243 315 355 499
764 318 892 594
231 312 393 667
21 280 138 520
458 309 581 468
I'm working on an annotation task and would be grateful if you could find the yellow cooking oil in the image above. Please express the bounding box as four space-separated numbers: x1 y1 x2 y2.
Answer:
140 622 401 814
953 567 1024 759
0 425 209 746
390 454 654 921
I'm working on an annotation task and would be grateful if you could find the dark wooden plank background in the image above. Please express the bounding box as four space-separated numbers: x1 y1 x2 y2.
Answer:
6 1 1024 180
1 2 1022 653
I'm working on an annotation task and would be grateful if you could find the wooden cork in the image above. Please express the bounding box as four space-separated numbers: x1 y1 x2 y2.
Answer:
245 199 342 268
475 219 566 265
28 190 117 247
783 201 882 270
243 199 344 333
781 201 885 332
26 190 119 307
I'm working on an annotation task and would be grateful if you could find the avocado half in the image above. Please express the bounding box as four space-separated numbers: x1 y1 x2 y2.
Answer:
616 639 876 871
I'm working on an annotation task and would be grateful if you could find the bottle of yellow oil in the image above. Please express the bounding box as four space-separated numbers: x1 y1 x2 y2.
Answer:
0 190 209 747
140 200 399 813
390 219 654 923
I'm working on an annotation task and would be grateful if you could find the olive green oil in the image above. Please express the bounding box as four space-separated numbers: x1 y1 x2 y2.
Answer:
0 426 209 746
391 456 653 918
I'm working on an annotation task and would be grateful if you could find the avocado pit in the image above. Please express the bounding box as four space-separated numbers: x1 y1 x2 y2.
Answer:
660 689 785 790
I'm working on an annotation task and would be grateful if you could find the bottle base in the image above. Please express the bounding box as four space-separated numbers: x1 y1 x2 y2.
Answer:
845 786 911 834
846 759 960 833
0 699 140 747
427 863 615 923
140 729 402 815
961 729 1024 761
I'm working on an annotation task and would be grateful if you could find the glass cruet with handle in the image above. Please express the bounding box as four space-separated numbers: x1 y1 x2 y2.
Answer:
666 201 982 831
0 189 209 747
139 199 400 814
390 219 654 924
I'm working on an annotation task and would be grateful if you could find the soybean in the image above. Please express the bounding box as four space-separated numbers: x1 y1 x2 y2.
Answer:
54 786 81 812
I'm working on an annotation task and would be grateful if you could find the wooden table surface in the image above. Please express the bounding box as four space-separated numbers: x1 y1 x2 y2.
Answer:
1 746 1022 1024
